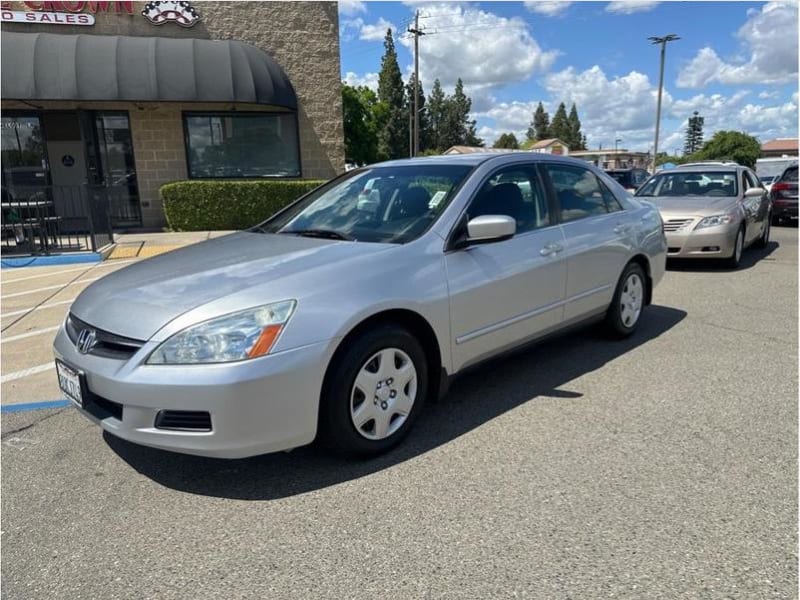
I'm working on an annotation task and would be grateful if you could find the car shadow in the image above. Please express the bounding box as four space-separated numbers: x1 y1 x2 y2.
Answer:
667 239 779 272
105 305 687 500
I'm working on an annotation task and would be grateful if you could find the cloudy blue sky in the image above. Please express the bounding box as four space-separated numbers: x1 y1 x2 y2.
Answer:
338 0 798 153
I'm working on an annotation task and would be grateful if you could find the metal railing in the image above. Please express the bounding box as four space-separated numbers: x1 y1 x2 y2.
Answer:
1 185 114 256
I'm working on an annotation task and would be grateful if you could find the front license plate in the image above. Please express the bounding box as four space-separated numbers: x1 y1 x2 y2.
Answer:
56 360 83 407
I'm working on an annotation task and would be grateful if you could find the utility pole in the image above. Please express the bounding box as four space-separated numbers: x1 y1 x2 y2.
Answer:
408 10 425 156
648 34 679 172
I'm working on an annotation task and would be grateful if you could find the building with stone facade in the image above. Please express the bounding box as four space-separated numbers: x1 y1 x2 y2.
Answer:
1 1 344 230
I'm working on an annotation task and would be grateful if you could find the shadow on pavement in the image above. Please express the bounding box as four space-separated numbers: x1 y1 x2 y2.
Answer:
106 304 687 500
667 239 779 272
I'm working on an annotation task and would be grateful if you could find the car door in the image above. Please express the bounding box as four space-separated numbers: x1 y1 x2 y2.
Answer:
743 169 768 242
445 164 568 371
541 162 633 323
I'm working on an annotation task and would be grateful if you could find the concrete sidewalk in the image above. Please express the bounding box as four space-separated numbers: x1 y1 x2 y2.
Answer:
107 230 234 260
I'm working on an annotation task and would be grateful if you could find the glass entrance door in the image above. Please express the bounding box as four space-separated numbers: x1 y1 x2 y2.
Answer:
92 112 141 228
1 114 48 196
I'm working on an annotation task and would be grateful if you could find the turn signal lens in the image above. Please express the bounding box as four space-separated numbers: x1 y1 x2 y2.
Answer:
247 324 284 358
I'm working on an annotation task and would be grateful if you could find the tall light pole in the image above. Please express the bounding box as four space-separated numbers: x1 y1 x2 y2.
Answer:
648 34 679 172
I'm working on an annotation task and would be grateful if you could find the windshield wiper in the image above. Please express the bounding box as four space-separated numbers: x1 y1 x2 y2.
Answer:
280 228 355 241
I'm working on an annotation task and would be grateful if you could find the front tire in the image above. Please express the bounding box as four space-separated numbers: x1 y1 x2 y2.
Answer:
319 325 428 456
725 225 745 268
605 262 647 338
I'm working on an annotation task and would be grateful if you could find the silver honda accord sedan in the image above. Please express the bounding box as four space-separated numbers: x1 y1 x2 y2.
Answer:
53 153 667 458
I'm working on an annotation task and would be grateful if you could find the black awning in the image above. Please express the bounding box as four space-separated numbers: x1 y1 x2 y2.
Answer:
2 32 297 110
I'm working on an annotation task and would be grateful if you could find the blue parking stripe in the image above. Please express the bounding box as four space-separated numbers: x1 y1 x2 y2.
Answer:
1 400 72 413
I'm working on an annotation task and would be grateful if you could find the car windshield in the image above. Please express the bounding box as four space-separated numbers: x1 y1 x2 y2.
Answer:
257 164 473 244
636 171 738 198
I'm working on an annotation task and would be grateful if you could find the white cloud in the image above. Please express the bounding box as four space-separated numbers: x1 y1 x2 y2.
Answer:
474 100 544 144
543 65 665 149
359 17 397 42
343 71 379 91
605 1 661 15
398 3 559 91
758 90 780 100
524 1 572 17
677 1 799 88
338 0 366 17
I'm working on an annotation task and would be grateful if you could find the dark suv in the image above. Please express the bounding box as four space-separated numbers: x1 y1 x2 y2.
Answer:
605 168 650 192
770 163 798 225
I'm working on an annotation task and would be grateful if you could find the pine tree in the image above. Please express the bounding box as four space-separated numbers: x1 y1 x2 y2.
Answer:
427 78 447 152
566 103 584 150
453 79 482 147
529 102 550 141
683 111 704 155
549 102 570 143
376 28 408 160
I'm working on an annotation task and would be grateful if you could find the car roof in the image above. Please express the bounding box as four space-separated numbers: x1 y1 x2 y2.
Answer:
670 163 741 173
371 152 597 169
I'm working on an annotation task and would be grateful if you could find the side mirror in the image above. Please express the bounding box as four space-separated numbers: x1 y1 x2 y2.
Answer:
744 187 763 198
463 215 516 246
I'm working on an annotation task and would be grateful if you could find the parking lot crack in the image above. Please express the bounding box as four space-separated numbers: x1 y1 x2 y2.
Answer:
696 319 797 347
1 409 64 439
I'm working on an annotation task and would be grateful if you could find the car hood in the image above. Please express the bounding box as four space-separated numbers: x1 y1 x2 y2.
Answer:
641 195 738 217
70 232 394 340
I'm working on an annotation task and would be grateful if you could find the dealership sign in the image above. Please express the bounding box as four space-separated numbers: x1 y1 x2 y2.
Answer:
1 9 94 23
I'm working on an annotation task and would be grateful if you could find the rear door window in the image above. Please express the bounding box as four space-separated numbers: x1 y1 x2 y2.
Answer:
545 164 615 223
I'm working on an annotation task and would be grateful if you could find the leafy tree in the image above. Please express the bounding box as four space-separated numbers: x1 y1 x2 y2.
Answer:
528 102 550 141
341 83 379 165
426 78 447 152
493 133 520 149
549 102 570 143
406 73 431 154
683 111 704 155
687 130 761 168
376 28 408 160
566 103 585 150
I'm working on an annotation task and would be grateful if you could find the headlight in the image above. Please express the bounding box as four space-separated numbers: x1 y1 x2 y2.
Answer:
147 300 296 364
694 213 736 230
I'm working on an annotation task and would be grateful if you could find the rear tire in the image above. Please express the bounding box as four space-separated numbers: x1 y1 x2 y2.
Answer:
725 225 745 269
318 325 428 457
605 262 647 338
754 214 770 249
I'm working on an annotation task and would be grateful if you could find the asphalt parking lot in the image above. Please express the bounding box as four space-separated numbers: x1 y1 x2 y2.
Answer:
2 226 797 599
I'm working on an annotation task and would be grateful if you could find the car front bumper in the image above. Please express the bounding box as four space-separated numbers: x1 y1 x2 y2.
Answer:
53 326 337 459
664 224 739 259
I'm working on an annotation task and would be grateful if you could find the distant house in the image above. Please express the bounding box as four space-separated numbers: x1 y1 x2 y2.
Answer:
528 138 569 155
761 138 798 158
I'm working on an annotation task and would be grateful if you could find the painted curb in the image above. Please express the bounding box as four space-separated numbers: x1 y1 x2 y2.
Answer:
1 253 103 269
1 400 72 413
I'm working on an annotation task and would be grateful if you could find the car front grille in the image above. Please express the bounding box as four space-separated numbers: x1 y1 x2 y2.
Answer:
662 218 694 232
66 314 145 360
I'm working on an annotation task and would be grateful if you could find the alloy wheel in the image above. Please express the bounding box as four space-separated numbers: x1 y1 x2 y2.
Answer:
350 348 418 441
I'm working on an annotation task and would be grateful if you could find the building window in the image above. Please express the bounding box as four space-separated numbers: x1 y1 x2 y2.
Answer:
183 112 300 179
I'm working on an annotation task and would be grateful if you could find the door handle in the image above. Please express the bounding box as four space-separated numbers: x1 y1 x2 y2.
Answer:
539 242 563 256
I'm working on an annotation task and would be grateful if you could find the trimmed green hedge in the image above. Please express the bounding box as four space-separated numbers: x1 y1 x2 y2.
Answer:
160 179 326 231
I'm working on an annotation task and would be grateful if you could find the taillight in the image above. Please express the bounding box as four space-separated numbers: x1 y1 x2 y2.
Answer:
772 182 791 192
